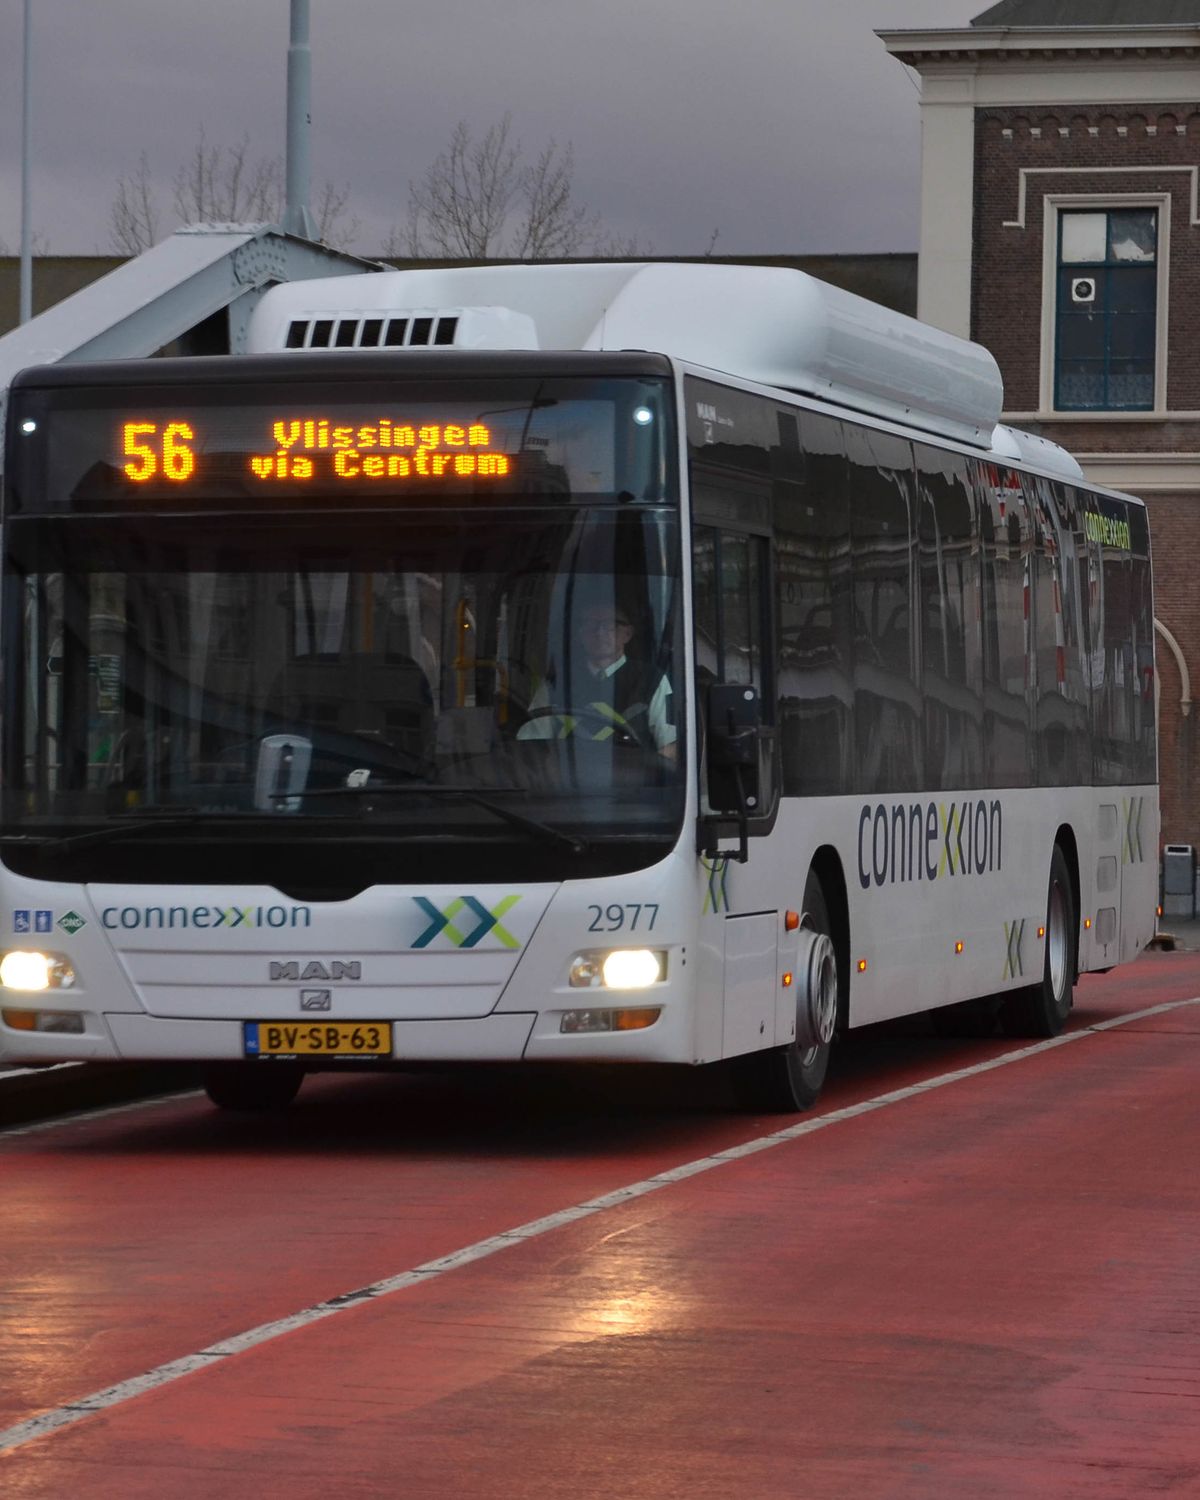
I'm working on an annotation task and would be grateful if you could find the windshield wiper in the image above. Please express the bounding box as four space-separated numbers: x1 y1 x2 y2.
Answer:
288 782 590 854
0 811 273 854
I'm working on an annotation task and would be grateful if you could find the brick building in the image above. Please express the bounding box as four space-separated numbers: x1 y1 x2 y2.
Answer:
881 0 1200 854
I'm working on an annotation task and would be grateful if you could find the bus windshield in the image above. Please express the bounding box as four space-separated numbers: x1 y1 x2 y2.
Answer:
2 377 684 893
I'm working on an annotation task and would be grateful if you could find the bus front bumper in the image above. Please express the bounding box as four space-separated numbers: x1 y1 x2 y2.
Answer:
0 1008 686 1065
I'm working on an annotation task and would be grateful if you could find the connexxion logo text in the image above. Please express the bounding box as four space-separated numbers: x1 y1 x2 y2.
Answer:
101 903 312 930
858 798 1003 890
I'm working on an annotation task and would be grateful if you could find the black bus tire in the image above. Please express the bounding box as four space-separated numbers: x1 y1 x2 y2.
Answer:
732 869 835 1113
1000 844 1076 1039
202 1061 304 1112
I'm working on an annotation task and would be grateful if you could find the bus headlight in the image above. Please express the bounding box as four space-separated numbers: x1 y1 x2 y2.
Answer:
568 948 666 989
0 950 77 992
601 949 663 989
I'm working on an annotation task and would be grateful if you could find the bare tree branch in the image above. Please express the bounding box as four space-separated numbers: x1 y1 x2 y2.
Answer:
0 229 50 255
108 130 357 252
312 180 361 251
591 229 655 258
397 115 646 262
171 131 282 225
404 116 521 258
514 140 598 259
111 151 160 254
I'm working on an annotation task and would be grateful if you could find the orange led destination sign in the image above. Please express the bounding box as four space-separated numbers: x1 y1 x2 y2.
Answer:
120 416 513 486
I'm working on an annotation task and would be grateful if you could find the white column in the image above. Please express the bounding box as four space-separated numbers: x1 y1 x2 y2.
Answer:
915 73 977 338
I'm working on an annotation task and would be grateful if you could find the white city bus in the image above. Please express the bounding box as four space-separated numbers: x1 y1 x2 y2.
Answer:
0 264 1157 1111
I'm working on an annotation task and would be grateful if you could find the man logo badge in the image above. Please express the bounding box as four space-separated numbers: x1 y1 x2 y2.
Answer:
300 989 333 1011
270 960 362 981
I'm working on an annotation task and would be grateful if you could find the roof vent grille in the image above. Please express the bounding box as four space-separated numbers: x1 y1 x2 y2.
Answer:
284 312 462 351
274 306 537 354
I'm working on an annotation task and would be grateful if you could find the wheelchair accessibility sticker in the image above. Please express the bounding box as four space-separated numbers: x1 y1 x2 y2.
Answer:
13 909 87 935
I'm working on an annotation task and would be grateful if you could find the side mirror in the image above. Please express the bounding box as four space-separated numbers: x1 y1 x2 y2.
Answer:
706 683 762 815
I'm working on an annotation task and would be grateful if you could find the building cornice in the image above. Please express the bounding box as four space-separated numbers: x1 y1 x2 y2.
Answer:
890 66 1200 111
1069 452 1200 493
879 26 1200 68
1005 412 1200 422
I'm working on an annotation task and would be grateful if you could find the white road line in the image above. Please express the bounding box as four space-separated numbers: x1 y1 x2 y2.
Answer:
1 1089 202 1138
2 994 1197 1456
0 1062 82 1083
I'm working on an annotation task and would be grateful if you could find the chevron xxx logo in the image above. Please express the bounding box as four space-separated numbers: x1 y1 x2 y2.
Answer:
1002 918 1026 981
1122 797 1146 866
412 895 522 949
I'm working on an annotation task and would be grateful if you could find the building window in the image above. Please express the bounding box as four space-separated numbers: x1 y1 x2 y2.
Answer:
1055 208 1157 411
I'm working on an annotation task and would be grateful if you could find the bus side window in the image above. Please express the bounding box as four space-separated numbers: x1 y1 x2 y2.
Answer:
774 410 854 798
692 526 767 695
916 445 983 792
1032 479 1088 786
846 425 920 794
720 533 763 688
1128 505 1156 785
693 525 720 696
976 463 1033 789
692 523 773 817
1087 497 1150 786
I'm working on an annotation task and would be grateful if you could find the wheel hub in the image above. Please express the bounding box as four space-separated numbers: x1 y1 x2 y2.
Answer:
795 928 838 1049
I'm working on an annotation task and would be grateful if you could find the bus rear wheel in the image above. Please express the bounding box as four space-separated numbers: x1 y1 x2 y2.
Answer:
1000 844 1076 1038
732 871 836 1113
202 1062 304 1112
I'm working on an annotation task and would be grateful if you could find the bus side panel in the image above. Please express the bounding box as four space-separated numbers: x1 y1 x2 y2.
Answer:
710 785 1157 1032
685 368 1157 1034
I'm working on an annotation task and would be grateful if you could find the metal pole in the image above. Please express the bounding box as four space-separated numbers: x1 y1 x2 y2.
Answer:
19 0 33 322
284 0 316 239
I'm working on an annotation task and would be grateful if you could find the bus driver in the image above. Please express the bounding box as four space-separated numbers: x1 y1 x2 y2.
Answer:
518 602 677 762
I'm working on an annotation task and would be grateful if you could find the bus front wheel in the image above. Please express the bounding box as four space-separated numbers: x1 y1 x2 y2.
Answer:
732 871 836 1113
202 1062 304 1112
1001 844 1076 1038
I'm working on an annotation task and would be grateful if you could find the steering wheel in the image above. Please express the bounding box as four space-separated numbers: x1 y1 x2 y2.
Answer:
521 705 649 750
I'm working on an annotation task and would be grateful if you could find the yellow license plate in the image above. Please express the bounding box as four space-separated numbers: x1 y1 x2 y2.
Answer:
244 1021 392 1058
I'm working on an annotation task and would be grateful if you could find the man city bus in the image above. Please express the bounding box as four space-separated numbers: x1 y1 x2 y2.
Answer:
0 263 1157 1112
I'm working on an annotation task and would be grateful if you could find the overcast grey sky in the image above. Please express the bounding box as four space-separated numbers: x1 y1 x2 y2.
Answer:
0 1 981 259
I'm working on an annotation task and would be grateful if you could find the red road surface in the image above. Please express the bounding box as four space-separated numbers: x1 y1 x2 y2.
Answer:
2 951 1199 1497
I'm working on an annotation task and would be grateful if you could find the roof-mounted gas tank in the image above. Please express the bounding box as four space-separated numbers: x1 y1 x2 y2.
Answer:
247 261 1005 449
